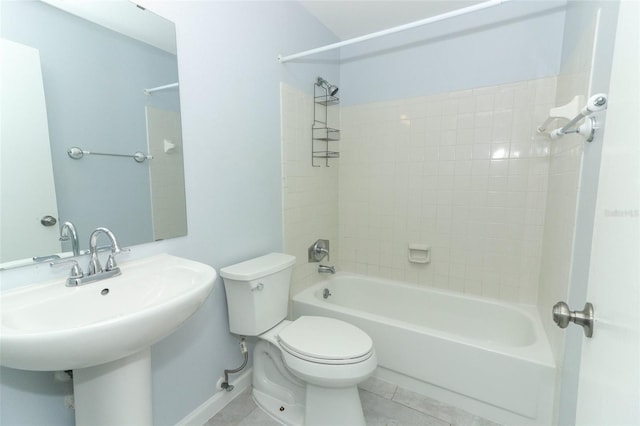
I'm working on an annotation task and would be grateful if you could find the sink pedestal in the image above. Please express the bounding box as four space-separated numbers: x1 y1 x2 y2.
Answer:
74 349 152 426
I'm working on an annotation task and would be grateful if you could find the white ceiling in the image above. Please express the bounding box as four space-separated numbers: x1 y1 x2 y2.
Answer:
298 0 485 40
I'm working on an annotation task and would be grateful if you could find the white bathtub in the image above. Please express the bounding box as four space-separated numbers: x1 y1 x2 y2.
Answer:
292 274 555 426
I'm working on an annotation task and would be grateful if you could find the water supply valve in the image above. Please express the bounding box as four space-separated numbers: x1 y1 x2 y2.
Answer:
308 239 330 262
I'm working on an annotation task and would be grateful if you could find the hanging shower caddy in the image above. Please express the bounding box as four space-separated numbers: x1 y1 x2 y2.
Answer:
312 77 340 167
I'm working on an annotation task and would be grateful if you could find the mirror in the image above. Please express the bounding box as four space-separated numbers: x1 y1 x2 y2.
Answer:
0 0 187 269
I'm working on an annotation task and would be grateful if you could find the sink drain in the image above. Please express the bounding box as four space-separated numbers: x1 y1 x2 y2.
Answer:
101 288 109 296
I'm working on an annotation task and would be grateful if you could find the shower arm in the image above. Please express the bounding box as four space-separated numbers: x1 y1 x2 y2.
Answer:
316 77 339 97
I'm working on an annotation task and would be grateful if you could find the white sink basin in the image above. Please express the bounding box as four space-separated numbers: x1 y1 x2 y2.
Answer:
0 253 216 371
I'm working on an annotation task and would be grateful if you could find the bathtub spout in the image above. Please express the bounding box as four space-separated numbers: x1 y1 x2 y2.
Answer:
318 264 335 274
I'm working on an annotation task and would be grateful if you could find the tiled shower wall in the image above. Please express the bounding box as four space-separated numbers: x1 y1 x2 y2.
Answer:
281 83 339 297
282 78 558 305
338 78 557 304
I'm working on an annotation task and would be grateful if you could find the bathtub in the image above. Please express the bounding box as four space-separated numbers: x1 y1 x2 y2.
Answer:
292 274 555 426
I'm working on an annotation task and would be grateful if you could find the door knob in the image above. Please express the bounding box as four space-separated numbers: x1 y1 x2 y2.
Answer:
40 215 57 226
552 301 594 338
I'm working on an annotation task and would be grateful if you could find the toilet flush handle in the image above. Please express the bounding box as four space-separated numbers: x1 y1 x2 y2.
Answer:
251 283 264 292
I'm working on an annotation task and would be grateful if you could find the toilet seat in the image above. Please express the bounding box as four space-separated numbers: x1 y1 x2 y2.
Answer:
278 316 374 365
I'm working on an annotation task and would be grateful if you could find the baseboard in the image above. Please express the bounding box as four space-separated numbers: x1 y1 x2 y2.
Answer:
175 368 252 426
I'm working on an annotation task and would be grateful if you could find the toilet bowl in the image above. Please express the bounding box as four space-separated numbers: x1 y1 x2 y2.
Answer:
220 253 377 425
278 316 376 387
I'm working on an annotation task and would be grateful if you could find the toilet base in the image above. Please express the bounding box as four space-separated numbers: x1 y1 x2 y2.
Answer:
252 382 366 426
252 340 305 425
253 387 304 426
304 384 366 426
252 339 369 425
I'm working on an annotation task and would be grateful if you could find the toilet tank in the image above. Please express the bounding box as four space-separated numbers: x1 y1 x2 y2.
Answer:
220 253 296 336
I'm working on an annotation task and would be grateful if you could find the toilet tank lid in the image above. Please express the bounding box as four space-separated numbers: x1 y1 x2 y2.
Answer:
220 253 296 281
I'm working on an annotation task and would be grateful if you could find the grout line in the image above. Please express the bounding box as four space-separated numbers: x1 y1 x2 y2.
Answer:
390 384 399 401
388 396 452 426
387 394 445 424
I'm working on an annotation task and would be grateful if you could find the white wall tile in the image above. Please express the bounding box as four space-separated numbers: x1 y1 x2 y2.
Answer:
283 78 557 305
335 77 557 303
281 84 340 296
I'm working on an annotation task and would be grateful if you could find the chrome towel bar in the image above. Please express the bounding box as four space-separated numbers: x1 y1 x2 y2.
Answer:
67 146 152 163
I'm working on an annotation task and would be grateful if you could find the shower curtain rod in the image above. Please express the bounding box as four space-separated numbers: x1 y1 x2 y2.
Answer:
278 0 513 63
144 82 179 95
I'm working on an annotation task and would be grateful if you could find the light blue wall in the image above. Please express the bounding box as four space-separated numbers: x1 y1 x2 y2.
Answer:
339 0 567 106
0 1 338 425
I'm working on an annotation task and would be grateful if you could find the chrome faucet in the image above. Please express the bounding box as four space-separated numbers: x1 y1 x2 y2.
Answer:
51 227 128 286
318 264 335 274
59 221 80 257
88 227 124 276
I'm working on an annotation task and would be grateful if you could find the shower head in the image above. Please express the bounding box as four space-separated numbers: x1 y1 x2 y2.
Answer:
316 77 339 97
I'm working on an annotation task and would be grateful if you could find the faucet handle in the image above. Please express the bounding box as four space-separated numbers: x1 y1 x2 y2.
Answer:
50 258 84 279
105 247 130 271
113 246 131 255
308 239 330 262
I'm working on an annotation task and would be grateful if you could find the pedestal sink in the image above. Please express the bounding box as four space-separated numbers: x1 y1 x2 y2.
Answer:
0 253 217 425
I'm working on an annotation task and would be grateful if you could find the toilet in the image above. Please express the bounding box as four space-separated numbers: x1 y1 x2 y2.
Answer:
220 253 377 426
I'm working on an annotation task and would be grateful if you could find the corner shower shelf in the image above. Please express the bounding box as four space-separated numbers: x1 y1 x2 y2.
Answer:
312 79 340 167
312 127 340 141
313 151 340 160
314 95 339 106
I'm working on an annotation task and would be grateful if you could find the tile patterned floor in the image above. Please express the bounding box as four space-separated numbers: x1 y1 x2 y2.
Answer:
205 377 501 426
